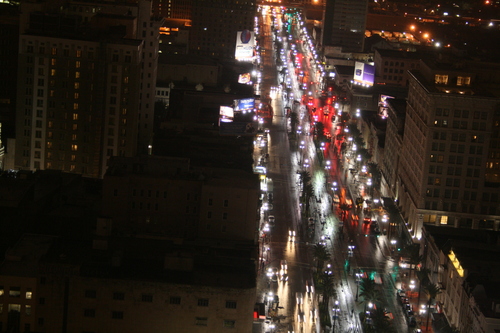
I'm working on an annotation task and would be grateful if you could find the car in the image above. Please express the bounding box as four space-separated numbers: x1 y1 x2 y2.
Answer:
268 215 275 226
408 316 417 327
262 202 273 211
280 260 288 272
296 292 303 305
400 297 410 305
363 217 371 224
413 329 422 333
396 289 407 298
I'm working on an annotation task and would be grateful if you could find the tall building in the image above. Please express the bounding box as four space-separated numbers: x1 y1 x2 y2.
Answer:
321 0 368 52
396 57 500 240
15 0 163 178
189 0 256 60
152 0 193 19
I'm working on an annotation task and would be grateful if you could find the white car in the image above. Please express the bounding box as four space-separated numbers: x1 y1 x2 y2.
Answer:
268 215 275 225
296 292 303 305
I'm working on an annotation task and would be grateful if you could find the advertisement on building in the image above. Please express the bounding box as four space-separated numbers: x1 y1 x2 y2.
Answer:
238 73 252 84
378 94 394 119
219 106 234 123
234 98 255 112
235 30 255 62
353 62 375 87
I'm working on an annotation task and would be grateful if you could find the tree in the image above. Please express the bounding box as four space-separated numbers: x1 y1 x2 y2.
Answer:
359 278 380 311
371 307 395 333
403 243 423 279
312 243 330 272
304 183 314 214
367 162 381 188
424 283 442 331
290 111 299 134
416 267 431 310
298 170 311 191
317 271 336 300
358 148 372 162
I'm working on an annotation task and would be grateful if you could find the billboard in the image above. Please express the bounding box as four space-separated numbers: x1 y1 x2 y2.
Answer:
353 62 375 87
235 30 255 62
219 106 234 123
234 98 255 112
378 95 394 119
238 73 252 84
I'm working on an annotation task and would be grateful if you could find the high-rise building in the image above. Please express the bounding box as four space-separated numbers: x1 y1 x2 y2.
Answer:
189 0 256 60
396 57 500 239
15 0 163 178
321 0 368 52
152 0 193 19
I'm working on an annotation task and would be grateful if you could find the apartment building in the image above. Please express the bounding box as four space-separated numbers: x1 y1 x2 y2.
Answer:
101 155 260 242
373 48 422 87
189 0 256 60
0 233 257 333
422 226 500 333
397 57 500 240
322 0 369 52
15 0 162 178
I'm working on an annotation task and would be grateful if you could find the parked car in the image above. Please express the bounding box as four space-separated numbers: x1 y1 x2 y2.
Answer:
408 316 417 327
268 215 275 226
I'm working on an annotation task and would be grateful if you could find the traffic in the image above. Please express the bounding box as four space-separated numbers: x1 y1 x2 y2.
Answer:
252 5 419 333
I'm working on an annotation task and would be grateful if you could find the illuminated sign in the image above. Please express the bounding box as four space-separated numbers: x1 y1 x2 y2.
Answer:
235 30 255 62
238 73 252 84
378 94 394 119
353 62 375 87
234 98 255 111
219 106 234 123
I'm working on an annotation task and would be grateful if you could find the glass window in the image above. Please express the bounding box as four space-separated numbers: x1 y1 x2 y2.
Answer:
198 298 209 307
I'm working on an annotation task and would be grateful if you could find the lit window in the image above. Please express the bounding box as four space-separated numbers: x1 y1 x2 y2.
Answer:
435 74 448 85
51 69 56 76
71 144 78 151
75 72 80 79
457 76 470 86
73 103 78 110
73 113 78 120
75 61 80 68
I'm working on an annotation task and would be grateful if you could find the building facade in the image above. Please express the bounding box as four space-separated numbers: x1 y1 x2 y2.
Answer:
189 0 256 60
14 0 162 178
396 58 500 240
0 233 257 333
321 0 369 52
101 156 260 242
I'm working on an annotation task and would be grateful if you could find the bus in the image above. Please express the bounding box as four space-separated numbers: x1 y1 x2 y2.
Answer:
257 103 273 122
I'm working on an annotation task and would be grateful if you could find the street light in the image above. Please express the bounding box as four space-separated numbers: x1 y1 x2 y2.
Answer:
355 272 362 301
409 280 416 298
332 300 340 332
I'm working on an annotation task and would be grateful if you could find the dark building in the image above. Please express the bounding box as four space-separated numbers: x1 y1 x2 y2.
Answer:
321 0 368 52
14 0 163 178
